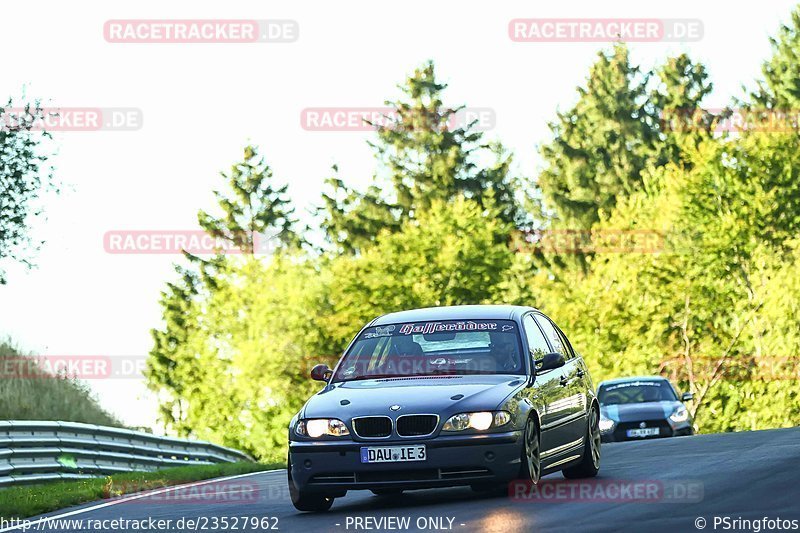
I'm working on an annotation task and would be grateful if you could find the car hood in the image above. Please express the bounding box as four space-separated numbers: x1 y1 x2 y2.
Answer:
301 375 524 419
601 401 681 422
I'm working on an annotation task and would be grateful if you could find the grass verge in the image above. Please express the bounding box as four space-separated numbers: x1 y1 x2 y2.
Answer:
0 461 284 519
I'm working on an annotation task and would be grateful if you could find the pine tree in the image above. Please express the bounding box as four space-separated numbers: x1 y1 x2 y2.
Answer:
750 7 800 108
198 145 300 255
537 44 713 228
320 62 520 253
148 146 300 434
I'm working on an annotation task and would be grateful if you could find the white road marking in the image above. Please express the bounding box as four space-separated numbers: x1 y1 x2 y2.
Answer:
0 469 284 532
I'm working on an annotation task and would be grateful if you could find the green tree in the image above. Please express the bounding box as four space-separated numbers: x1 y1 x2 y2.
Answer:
147 146 300 439
319 169 401 255
146 9 800 457
537 45 713 228
0 98 56 284
198 145 300 255
147 196 515 461
537 44 656 228
320 62 521 253
651 53 715 164
750 6 800 108
326 196 514 345
508 130 800 433
147 265 201 431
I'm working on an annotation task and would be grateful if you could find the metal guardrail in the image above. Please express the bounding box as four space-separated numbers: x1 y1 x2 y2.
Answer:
0 420 253 488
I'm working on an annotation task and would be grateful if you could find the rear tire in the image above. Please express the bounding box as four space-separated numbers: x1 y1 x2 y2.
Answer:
562 406 601 479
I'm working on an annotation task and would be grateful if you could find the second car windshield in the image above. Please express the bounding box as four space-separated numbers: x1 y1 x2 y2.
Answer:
332 319 525 382
598 380 678 405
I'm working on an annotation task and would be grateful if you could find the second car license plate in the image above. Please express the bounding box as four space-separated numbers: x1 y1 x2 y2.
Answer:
360 445 426 464
626 427 660 438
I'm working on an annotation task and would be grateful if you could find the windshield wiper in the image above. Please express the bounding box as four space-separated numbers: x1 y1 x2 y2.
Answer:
337 371 462 382
336 373 400 382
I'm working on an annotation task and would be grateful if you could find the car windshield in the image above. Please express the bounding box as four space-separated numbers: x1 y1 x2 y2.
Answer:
332 319 525 382
598 380 678 405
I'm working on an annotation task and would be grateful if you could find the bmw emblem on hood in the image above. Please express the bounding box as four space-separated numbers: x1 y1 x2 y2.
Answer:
390 405 401 411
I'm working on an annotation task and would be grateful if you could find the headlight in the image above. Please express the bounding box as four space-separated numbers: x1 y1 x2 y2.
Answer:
493 411 512 427
295 418 350 438
598 415 615 433
669 405 689 423
442 411 511 432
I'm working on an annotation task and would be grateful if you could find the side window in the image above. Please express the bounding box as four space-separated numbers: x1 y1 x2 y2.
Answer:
522 315 551 359
534 315 570 359
554 325 576 360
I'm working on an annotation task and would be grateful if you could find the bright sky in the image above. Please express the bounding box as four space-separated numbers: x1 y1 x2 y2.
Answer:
1 0 797 430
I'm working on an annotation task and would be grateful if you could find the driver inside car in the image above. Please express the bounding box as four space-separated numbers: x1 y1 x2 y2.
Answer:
378 336 425 376
488 332 521 373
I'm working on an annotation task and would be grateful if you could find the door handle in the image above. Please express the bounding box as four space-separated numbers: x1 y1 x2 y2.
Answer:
576 369 585 378
559 375 569 386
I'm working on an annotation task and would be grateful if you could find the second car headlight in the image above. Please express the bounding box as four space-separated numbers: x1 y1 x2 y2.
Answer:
598 415 615 433
442 411 511 432
296 418 350 438
669 405 689 423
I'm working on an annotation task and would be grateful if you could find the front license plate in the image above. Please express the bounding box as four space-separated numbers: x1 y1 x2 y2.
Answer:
360 445 426 464
626 427 660 438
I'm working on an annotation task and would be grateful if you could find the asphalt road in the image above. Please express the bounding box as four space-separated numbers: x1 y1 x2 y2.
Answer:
12 427 800 533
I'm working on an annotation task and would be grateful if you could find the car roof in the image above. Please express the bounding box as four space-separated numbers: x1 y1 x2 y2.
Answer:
598 376 670 387
370 305 538 326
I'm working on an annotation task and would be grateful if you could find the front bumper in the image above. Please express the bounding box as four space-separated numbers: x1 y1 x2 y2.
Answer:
601 419 694 443
289 430 522 493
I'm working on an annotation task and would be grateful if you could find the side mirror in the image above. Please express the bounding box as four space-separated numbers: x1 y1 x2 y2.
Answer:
681 391 694 402
310 364 332 382
536 352 566 372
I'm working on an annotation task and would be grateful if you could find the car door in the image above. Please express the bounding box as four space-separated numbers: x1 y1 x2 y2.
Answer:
521 314 573 454
554 321 594 406
534 314 587 446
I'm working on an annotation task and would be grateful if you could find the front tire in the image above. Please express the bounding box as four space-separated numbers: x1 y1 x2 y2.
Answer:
288 458 335 512
518 417 541 484
562 406 601 479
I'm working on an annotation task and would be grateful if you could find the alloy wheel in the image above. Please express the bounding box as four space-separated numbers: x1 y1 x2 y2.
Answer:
589 408 601 469
525 419 541 484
